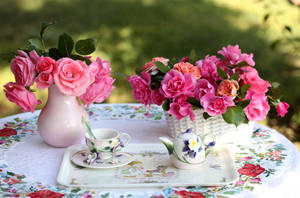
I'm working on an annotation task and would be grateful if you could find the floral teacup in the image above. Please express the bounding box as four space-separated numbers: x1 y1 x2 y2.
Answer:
85 128 130 163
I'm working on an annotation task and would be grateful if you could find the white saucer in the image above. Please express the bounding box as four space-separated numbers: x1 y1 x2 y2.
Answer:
71 150 134 169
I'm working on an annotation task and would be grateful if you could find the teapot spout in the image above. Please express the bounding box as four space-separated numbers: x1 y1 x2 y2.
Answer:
159 137 174 155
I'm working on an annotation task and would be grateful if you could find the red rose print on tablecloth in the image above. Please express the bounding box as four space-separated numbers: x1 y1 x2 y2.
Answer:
3 177 21 185
27 190 64 198
0 128 17 137
238 163 265 177
174 190 206 198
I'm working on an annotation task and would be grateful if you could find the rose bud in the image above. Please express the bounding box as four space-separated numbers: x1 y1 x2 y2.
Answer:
142 57 169 75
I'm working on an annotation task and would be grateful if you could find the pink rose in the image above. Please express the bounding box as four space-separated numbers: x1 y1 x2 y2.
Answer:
240 53 255 66
89 57 111 78
10 50 39 87
240 66 271 93
168 95 195 120
4 82 41 112
276 102 289 117
35 57 57 89
80 57 114 106
127 72 152 106
173 62 201 79
244 92 270 121
194 79 216 100
195 55 221 82
36 73 54 89
36 56 55 73
160 70 195 98
218 45 255 66
200 93 235 116
217 79 239 98
29 50 40 64
53 58 94 96
80 76 115 106
151 89 166 105
142 57 169 75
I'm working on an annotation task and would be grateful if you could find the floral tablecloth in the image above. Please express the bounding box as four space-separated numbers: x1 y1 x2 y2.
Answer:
0 104 299 198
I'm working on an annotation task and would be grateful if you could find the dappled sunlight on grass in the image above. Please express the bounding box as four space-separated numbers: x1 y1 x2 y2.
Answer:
16 0 45 11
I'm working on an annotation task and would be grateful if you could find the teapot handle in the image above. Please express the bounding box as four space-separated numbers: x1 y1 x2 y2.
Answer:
202 134 216 157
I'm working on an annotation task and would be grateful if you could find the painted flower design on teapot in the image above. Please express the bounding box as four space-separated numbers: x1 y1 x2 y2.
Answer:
160 128 216 169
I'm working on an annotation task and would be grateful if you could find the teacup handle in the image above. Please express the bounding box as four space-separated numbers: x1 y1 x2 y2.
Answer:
119 133 131 147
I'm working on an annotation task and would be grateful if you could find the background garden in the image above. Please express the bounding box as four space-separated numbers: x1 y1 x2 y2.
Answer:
0 0 299 148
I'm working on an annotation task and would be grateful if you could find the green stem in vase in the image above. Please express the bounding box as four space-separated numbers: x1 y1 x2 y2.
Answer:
82 116 96 139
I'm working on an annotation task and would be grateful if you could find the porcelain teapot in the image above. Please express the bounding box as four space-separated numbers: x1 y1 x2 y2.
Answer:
160 128 216 169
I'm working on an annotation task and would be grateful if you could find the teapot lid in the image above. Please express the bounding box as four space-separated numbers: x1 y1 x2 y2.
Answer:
176 128 198 139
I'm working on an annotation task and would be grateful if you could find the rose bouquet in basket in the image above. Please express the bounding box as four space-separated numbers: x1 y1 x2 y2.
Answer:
127 45 289 127
1 23 115 147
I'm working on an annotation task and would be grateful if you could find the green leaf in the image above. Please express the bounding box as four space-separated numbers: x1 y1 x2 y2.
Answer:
58 33 74 57
203 112 211 120
169 57 179 67
238 99 250 108
187 97 201 107
49 48 63 60
189 49 197 64
7 171 14 176
217 67 228 79
263 13 270 23
230 72 239 81
155 61 170 73
28 38 44 51
28 45 42 55
70 54 92 65
40 21 55 39
271 82 280 88
270 39 281 50
237 61 249 67
284 25 292 33
71 187 81 193
224 191 235 195
238 84 250 98
91 147 97 153
222 106 246 127
101 192 110 198
14 117 21 122
75 38 98 55
162 99 170 111
129 114 136 118
241 84 250 94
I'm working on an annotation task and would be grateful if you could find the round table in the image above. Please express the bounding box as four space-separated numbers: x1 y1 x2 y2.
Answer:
0 104 299 198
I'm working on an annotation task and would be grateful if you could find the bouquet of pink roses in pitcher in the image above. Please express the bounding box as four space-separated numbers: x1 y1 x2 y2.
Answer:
127 45 289 126
3 22 114 112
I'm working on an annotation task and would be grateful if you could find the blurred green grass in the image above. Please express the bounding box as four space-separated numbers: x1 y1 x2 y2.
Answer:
0 0 299 139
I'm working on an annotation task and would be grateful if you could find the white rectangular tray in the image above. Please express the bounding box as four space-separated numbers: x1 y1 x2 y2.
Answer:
57 143 238 188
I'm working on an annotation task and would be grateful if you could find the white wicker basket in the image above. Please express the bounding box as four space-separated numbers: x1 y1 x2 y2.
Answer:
164 109 254 145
